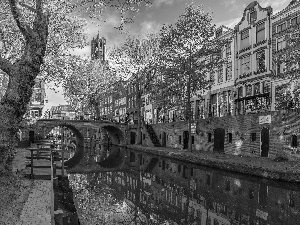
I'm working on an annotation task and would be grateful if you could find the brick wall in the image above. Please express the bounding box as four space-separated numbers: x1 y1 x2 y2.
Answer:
140 109 300 160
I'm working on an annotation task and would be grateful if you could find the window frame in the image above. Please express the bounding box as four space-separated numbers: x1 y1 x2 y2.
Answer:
256 22 265 43
241 55 251 75
277 22 286 33
277 37 286 51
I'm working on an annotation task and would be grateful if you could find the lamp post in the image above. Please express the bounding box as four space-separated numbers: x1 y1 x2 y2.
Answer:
208 80 213 118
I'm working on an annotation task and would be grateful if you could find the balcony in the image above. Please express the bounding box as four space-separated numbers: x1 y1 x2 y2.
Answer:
239 72 252 79
253 67 267 75
239 45 252 54
235 93 271 115
253 39 267 48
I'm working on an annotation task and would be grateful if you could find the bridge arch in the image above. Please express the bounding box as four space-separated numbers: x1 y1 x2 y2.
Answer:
33 119 128 168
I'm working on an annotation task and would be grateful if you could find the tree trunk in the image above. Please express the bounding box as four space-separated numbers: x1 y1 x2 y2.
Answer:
0 51 46 172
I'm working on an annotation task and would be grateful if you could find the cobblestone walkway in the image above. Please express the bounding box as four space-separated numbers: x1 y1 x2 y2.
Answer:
12 147 53 225
16 180 52 225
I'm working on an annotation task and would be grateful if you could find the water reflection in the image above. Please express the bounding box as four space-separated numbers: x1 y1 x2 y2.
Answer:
68 150 300 225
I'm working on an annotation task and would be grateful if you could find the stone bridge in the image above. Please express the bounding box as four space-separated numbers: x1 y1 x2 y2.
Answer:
29 119 130 168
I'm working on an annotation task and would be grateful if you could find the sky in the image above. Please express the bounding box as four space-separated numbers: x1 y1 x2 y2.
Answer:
43 0 292 114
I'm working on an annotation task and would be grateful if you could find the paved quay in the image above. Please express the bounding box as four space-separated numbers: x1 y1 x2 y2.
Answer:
128 145 300 183
12 147 53 225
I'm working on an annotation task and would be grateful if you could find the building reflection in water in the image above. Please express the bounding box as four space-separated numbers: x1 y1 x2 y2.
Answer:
68 149 300 225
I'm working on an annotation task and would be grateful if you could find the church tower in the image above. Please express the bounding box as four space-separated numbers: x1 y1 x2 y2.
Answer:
91 33 106 61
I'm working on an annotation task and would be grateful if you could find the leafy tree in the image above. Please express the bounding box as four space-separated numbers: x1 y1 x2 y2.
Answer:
63 58 119 119
0 0 152 172
150 3 231 151
108 34 161 144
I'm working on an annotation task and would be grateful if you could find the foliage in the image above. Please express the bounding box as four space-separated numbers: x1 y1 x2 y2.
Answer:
149 3 231 115
63 58 119 116
0 0 153 170
108 33 161 90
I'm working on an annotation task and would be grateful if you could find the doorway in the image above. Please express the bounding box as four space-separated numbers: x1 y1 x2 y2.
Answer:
261 127 269 157
183 131 189 149
162 132 167 147
130 132 136 144
214 128 225 153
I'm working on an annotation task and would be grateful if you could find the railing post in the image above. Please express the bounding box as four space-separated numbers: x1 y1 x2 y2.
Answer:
30 149 34 179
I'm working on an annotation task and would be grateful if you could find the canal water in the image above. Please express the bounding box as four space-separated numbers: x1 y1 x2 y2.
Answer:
68 148 300 225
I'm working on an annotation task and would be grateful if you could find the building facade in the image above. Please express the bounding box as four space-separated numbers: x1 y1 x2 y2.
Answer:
28 77 46 119
50 105 76 120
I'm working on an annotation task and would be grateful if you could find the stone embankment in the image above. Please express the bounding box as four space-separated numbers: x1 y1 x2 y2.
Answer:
128 145 300 183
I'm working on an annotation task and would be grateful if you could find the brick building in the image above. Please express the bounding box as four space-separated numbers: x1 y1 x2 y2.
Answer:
233 1 273 116
28 77 46 119
271 0 300 110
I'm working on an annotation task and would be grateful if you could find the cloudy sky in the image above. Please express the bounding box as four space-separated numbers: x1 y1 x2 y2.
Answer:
44 0 292 113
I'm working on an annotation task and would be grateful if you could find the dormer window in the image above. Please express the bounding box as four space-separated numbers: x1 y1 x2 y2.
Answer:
277 22 286 33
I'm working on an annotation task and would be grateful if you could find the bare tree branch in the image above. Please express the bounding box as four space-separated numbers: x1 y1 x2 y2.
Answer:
0 57 13 75
8 0 29 38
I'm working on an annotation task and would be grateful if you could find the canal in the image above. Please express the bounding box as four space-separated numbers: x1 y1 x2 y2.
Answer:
68 148 300 225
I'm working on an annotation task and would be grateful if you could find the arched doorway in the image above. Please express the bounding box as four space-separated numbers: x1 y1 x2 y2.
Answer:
214 128 225 153
261 127 269 157
183 131 189 149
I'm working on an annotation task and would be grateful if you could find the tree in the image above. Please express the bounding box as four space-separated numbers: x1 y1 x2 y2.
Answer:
150 3 231 151
63 58 119 119
108 34 161 144
272 20 300 110
0 0 152 172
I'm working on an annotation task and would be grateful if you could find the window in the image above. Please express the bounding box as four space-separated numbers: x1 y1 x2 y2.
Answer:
226 45 231 57
256 22 265 42
192 136 194 144
226 63 232 81
216 29 222 38
178 164 181 173
225 179 230 191
263 81 270 93
277 37 286 51
256 50 265 72
250 133 256 142
291 15 300 26
179 135 181 144
208 133 212 142
218 67 223 83
241 29 250 49
277 22 286 33
238 86 244 98
246 84 252 96
228 133 232 143
250 10 257 22
254 82 260 95
206 174 211 185
277 62 286 74
291 135 298 148
241 55 251 75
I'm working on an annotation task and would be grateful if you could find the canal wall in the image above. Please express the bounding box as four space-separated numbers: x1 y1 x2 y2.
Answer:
142 109 300 161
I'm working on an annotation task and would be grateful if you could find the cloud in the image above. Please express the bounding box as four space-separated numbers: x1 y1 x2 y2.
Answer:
216 17 241 29
139 20 162 36
259 0 290 14
153 0 175 7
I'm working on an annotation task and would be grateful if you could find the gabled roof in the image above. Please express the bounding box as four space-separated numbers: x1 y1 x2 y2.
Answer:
234 1 272 31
